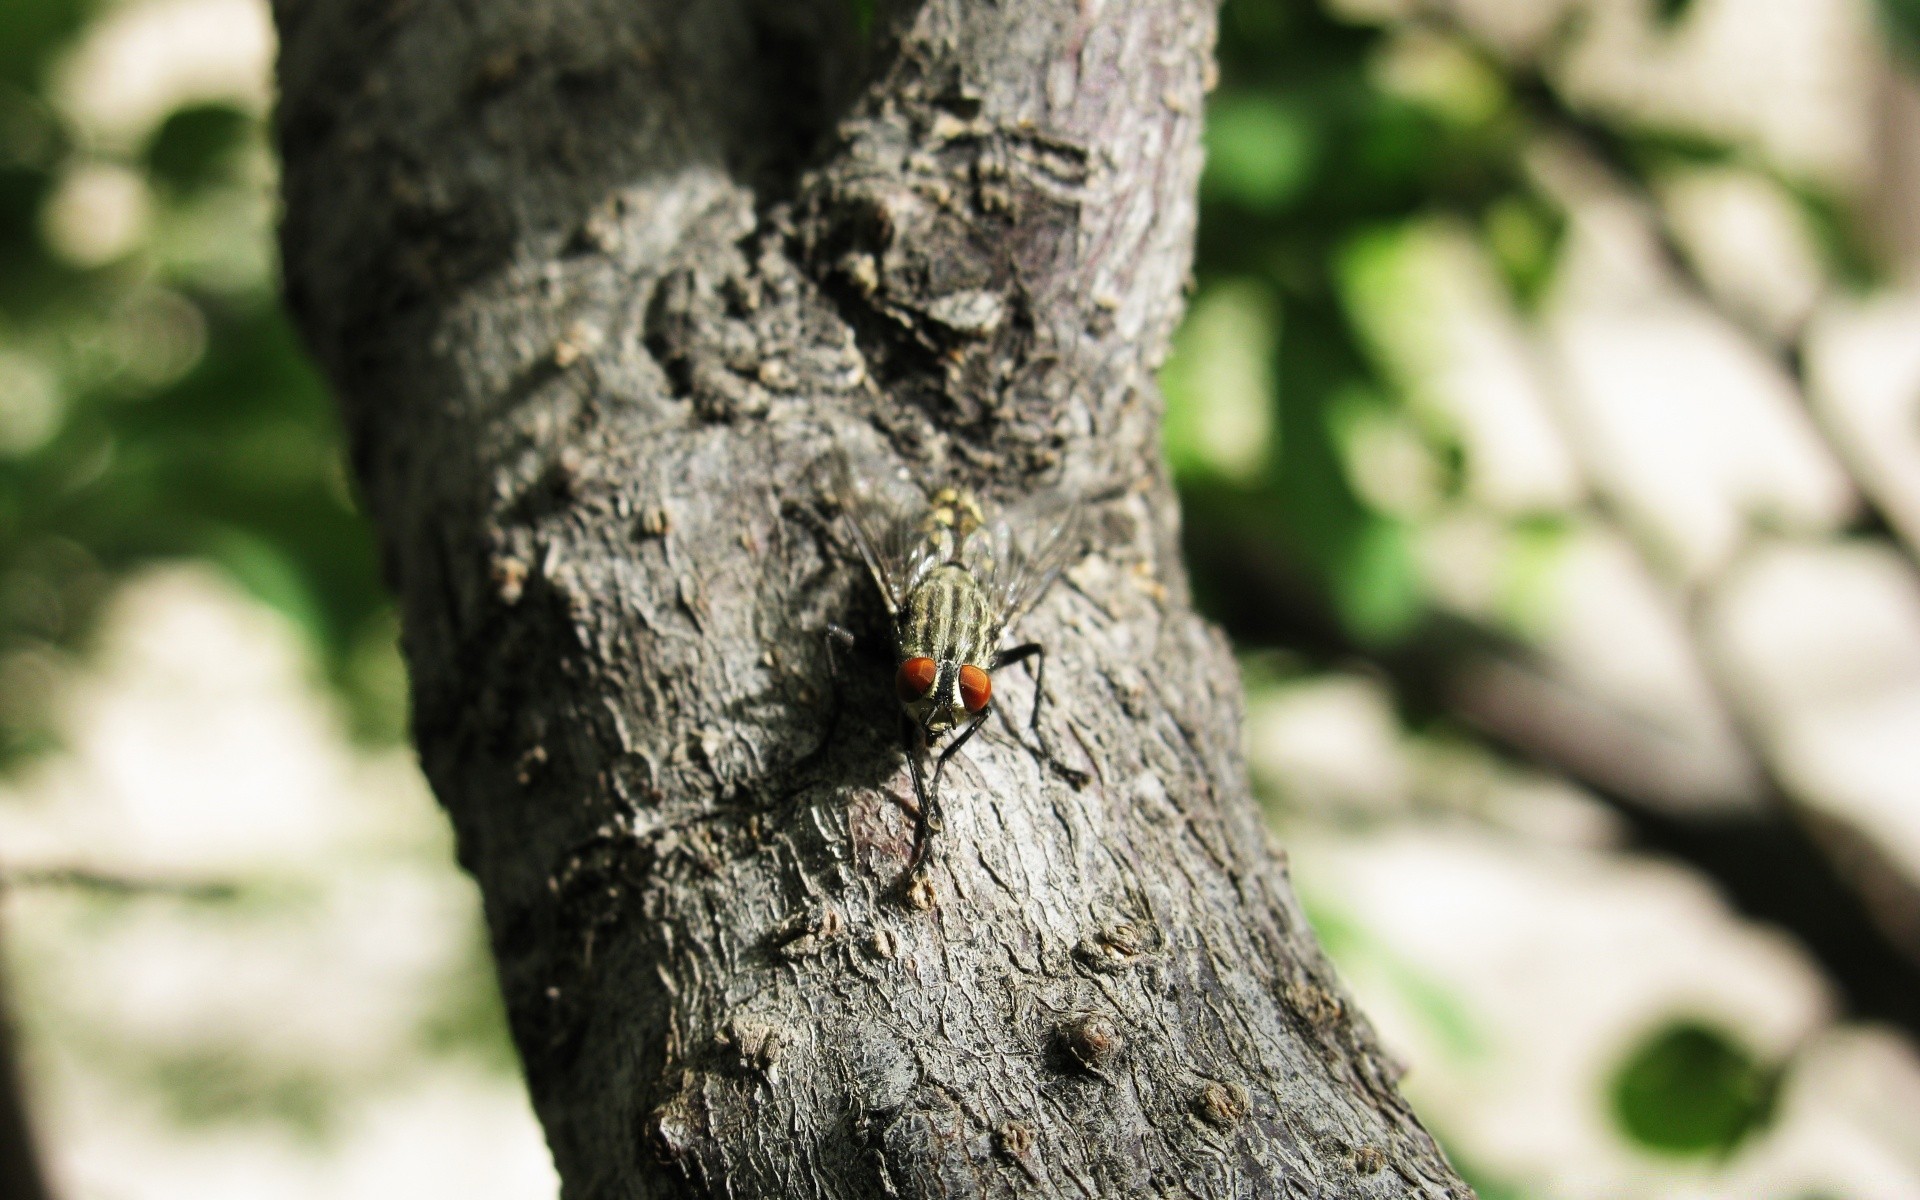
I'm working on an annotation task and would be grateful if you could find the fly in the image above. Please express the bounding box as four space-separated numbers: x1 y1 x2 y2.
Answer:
825 440 1086 881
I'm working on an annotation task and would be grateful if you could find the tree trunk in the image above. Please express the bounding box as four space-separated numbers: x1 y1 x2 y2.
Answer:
272 0 1470 1195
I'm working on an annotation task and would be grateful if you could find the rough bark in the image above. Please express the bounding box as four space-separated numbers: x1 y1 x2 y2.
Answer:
273 1 1470 1196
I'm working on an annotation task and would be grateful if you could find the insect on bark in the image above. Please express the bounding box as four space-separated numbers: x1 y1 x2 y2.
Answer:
825 441 1087 881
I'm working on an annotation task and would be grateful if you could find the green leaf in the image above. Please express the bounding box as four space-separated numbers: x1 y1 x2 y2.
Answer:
1887 0 1920 58
1610 1020 1780 1156
1161 279 1278 481
0 163 68 313
144 103 252 196
199 527 330 655
1204 95 1315 211
1303 896 1486 1060
1483 194 1566 311
416 923 520 1072
1496 514 1576 633
1791 182 1882 293
1653 0 1698 27
1452 1155 1534 1200
147 1046 335 1140
341 609 409 746
1331 516 1420 644
0 0 97 87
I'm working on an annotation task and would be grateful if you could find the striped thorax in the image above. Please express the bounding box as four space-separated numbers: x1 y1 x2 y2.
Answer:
897 559 998 735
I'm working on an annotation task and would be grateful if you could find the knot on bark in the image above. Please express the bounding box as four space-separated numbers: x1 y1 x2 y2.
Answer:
769 903 846 961
1284 978 1345 1032
1193 1080 1249 1130
797 115 1093 427
1058 1012 1123 1074
1073 914 1165 974
718 1015 798 1082
644 233 867 423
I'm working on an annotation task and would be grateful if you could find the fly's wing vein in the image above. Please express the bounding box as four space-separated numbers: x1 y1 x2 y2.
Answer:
830 443 933 614
966 489 1083 636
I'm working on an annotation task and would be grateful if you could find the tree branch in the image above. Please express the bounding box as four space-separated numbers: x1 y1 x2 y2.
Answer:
1183 523 1920 1041
0 918 55 1200
273 0 1469 1195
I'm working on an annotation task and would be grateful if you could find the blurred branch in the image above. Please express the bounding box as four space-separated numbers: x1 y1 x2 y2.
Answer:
1348 0 1920 1010
0 865 241 903
0 922 56 1200
1448 647 1920 1036
1188 522 1920 1039
1423 3 1917 559
1494 44 1920 982
1508 282 1920 984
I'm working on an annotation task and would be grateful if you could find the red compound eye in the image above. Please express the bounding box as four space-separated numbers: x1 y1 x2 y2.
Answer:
896 656 937 702
958 664 991 713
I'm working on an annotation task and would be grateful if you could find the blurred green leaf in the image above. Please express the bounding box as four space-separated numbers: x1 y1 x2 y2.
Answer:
0 163 67 313
1334 222 1483 505
417 924 521 1073
1338 221 1441 387
1306 895 1486 1060
341 609 410 745
1483 194 1565 311
1878 0 1920 60
1453 1162 1533 1200
1355 95 1438 187
1631 128 1742 170
0 0 97 88
1792 182 1883 292
0 83 68 167
1331 515 1420 643
1373 33 1510 133
1204 96 1315 211
145 103 251 196
1497 514 1576 633
147 1046 336 1140
1609 1020 1780 1156
1653 0 1699 28
200 526 330 653
1161 279 1277 481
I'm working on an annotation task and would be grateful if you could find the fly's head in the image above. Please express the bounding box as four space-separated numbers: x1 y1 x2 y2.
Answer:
895 655 992 738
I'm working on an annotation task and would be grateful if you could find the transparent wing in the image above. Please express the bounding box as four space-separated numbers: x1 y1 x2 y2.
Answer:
964 488 1083 633
828 442 936 614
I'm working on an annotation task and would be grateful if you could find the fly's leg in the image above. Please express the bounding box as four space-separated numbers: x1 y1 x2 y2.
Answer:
905 711 985 881
796 623 857 768
902 713 939 880
994 643 1047 731
995 642 1090 787
823 622 857 707
931 710 988 788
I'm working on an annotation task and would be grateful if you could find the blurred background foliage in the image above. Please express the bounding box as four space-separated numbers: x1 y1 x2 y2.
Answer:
1164 1 1920 1195
0 0 393 769
1 1 538 1195
5 0 1920 1197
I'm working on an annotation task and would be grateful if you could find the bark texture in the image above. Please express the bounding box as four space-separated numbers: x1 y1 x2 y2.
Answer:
273 1 1471 1196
